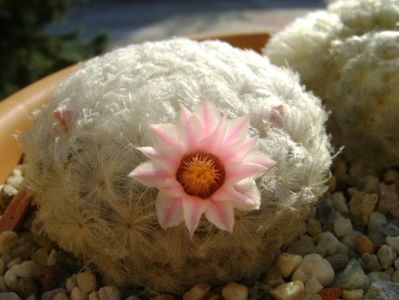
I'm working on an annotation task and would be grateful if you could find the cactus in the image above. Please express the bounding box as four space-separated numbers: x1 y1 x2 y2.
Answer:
23 38 332 293
264 0 399 171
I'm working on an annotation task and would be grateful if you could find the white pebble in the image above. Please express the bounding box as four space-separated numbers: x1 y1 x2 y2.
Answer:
377 245 397 269
271 280 305 300
71 286 86 300
331 192 349 213
66 275 78 293
0 231 17 255
11 261 38 278
7 258 21 269
334 217 353 238
276 253 302 278
316 231 340 256
342 289 364 300
292 253 335 286
89 291 100 300
4 269 18 290
222 282 248 300
304 277 323 296
77 271 97 294
99 286 121 300
183 283 210 300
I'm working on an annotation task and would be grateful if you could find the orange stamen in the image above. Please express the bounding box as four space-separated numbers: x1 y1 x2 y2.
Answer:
176 152 225 198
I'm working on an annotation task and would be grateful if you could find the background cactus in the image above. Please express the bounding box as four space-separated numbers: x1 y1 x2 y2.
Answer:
22 38 332 293
264 0 399 171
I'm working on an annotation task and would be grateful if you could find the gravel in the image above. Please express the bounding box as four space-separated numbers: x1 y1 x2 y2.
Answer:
3 158 399 299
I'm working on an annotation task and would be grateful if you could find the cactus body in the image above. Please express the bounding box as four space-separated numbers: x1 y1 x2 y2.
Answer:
264 0 399 171
23 39 331 293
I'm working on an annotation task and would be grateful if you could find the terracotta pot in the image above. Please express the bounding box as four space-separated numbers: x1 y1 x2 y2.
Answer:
0 32 270 184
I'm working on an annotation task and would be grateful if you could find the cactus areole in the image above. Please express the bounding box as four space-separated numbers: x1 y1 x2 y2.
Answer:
23 38 332 293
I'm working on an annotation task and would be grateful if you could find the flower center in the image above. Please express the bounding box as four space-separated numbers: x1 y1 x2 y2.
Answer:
176 152 225 199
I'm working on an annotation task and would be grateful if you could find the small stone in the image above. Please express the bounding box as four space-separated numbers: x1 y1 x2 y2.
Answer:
292 254 335 286
89 291 100 300
37 265 65 291
10 244 32 260
125 296 140 300
0 292 21 300
2 254 11 265
349 192 378 226
342 289 363 300
182 283 210 300
52 291 69 300
308 294 322 300
276 253 302 278
380 223 399 237
316 231 341 256
26 295 36 300
307 219 322 237
99 286 121 300
334 217 353 238
0 276 7 292
304 277 323 296
150 295 175 300
326 253 350 272
286 235 316 256
71 286 87 300
360 253 382 272
355 234 375 254
333 160 348 178
329 175 336 192
41 288 66 300
77 271 97 294
222 282 248 300
384 169 399 183
271 281 304 300
377 245 397 269
331 192 349 214
319 288 341 300
368 212 388 232
386 236 399 254
31 248 48 267
7 257 21 269
0 231 17 255
392 270 399 282
4 269 17 290
362 176 380 193
367 231 386 248
11 261 38 278
247 282 273 300
379 183 398 213
16 278 37 298
333 259 369 290
47 249 58 265
66 275 78 293
368 271 391 283
263 266 284 287
364 280 399 299
0 259 4 275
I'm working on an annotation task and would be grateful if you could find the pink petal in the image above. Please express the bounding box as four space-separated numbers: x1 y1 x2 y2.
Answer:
150 124 183 152
211 184 260 210
179 104 192 125
53 106 76 133
244 151 276 168
223 116 249 145
198 101 221 135
136 146 180 168
182 196 207 236
197 115 228 153
220 137 257 162
128 161 170 187
205 201 234 232
182 115 204 149
225 161 268 181
156 193 184 229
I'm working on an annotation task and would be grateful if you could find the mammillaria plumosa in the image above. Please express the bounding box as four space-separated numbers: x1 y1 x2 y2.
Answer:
22 38 332 293
264 0 399 171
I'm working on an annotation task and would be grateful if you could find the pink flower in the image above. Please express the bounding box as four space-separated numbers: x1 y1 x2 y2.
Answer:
129 101 275 235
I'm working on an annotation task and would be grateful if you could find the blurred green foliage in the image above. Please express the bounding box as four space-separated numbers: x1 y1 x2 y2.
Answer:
0 0 107 100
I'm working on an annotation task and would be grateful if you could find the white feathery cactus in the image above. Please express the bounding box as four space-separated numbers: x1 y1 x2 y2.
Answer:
23 38 332 293
264 0 399 171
